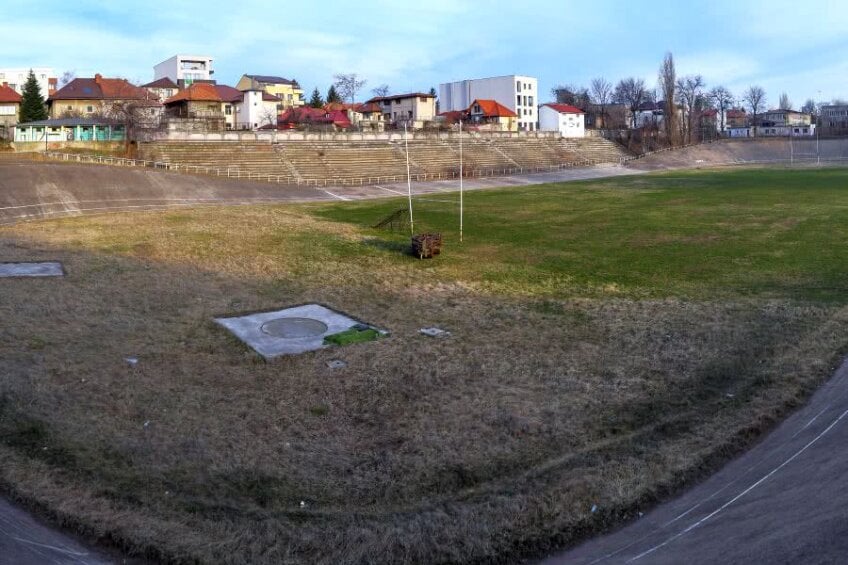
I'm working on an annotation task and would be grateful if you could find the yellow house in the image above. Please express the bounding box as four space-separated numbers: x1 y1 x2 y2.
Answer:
467 99 518 132
235 74 303 109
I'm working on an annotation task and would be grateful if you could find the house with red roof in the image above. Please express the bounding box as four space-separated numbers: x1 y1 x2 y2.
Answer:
48 74 158 119
466 99 518 132
142 77 179 103
539 103 585 137
364 92 436 129
0 83 22 139
276 106 351 130
163 83 225 130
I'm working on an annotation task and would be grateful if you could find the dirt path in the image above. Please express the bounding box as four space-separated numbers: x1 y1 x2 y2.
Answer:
543 357 848 564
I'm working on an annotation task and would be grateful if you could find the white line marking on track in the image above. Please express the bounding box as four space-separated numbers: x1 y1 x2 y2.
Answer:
627 407 848 562
374 185 406 195
792 405 830 439
322 190 350 201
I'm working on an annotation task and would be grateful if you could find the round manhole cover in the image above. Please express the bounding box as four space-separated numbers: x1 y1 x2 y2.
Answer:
260 317 328 339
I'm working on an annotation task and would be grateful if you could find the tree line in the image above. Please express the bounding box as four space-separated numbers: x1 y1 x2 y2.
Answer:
551 52 825 146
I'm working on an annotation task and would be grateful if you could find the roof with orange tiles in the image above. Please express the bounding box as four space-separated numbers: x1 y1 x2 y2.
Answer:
142 77 178 89
0 84 22 103
50 74 153 101
468 99 517 118
542 103 585 114
214 85 243 103
164 83 222 104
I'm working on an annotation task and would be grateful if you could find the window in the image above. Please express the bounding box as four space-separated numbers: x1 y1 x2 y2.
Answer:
516 80 521 92
225 105 232 115
408 110 413 118
419 97 426 102
473 104 480 113
87 105 93 112
394 99 401 104
528 96 533 106
516 96 521 107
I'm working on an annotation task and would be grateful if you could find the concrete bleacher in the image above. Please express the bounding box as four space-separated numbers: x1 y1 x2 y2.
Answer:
561 137 631 164
139 136 632 184
141 141 291 178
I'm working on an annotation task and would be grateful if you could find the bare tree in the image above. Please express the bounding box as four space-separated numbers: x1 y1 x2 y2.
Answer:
58 71 76 88
676 75 705 144
659 52 678 145
333 73 367 104
371 84 390 98
551 84 591 109
779 92 792 110
590 77 611 128
613 77 647 128
743 86 767 137
709 86 734 134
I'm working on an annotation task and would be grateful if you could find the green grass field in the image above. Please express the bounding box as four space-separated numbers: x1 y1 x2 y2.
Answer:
313 167 848 301
1 167 848 564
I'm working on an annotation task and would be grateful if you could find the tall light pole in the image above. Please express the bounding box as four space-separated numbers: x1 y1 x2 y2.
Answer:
817 90 821 165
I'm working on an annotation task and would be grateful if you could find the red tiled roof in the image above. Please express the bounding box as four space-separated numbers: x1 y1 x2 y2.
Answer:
214 85 243 103
0 84 22 103
542 103 585 115
468 99 517 118
365 92 435 104
50 75 152 101
727 109 746 118
278 107 351 128
357 102 382 113
164 83 222 104
142 77 178 89
262 92 281 102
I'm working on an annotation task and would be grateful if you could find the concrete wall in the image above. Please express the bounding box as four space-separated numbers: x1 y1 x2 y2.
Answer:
142 129 563 143
11 141 125 153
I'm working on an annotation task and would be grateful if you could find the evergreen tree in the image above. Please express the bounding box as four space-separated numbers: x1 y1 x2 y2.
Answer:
326 85 342 104
309 87 324 108
20 69 48 122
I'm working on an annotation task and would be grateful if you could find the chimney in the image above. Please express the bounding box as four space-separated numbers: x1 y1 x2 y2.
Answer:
94 73 102 84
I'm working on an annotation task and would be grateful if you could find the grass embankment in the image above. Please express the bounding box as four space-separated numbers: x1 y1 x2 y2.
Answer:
1 167 848 564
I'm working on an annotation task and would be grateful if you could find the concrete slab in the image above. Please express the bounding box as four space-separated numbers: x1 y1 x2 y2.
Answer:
216 304 381 358
0 262 64 278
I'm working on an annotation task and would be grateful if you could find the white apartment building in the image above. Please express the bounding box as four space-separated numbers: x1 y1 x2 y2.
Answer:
439 74 539 131
0 68 55 96
154 55 214 88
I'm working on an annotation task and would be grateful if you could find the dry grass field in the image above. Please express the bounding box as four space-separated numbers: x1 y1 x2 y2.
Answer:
2 167 848 563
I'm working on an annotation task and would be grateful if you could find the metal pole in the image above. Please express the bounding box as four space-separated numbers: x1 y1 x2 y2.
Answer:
404 123 414 235
817 91 821 165
459 119 463 243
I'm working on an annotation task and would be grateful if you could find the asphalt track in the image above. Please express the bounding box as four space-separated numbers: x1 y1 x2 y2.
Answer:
0 161 639 225
543 357 848 565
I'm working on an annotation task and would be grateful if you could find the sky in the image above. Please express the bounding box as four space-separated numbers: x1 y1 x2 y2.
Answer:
2 0 848 108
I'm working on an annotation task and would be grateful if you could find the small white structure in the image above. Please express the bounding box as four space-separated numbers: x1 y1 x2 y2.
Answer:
440 74 539 131
154 55 214 88
539 103 585 137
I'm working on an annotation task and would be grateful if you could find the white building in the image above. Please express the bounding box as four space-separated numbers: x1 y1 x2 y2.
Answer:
0 68 55 96
440 74 539 131
539 104 585 137
154 55 214 88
